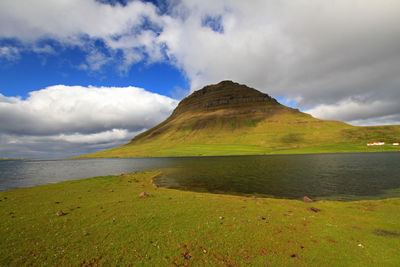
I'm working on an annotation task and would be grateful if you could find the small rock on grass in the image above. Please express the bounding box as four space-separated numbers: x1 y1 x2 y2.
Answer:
56 210 65 216
183 251 192 260
309 207 321 213
138 192 148 198
303 196 313 202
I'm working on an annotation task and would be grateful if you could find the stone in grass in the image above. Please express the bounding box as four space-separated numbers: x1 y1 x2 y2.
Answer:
183 251 192 260
309 207 321 213
138 192 148 198
303 196 313 203
56 210 65 216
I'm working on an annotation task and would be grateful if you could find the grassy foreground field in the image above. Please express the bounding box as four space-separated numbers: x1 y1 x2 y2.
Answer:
1 171 400 266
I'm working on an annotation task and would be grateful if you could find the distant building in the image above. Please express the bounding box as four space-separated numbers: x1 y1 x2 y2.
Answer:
367 142 385 146
394 142 399 146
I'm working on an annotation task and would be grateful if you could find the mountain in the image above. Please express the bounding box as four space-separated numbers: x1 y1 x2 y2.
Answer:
80 81 400 157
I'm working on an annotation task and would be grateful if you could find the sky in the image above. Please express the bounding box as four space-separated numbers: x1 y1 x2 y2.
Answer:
1 0 400 158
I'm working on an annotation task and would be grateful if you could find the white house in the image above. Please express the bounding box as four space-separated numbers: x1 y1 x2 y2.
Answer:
367 141 386 146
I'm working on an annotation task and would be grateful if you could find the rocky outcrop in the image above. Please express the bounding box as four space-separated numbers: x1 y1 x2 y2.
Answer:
172 80 279 115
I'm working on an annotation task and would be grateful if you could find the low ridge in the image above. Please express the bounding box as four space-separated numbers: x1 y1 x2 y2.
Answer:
79 81 400 158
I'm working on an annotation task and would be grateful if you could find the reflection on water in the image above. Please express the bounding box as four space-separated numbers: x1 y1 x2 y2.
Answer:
1 152 400 201
154 152 400 201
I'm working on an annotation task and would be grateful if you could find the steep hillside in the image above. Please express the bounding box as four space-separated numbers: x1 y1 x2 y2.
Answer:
80 81 400 157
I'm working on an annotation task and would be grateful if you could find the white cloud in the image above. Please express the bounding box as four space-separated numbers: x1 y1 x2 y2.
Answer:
0 0 160 41
0 85 178 135
84 50 112 71
4 128 134 145
0 131 135 158
306 99 400 126
54 128 136 144
0 85 178 157
0 0 164 71
0 46 20 61
32 44 55 54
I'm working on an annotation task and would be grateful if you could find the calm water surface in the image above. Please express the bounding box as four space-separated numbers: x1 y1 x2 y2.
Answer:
0 158 172 191
1 153 400 201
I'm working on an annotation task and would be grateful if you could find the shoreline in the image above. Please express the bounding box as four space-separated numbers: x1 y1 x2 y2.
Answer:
3 148 396 160
2 167 400 201
72 148 400 159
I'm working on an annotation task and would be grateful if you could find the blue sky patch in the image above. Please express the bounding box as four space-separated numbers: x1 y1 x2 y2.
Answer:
202 15 224 33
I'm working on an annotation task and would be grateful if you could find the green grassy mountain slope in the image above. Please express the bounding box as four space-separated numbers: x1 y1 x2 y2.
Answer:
80 81 400 157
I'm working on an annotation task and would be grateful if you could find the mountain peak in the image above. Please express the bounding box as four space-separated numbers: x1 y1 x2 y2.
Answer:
173 81 278 115
190 80 273 100
125 80 305 144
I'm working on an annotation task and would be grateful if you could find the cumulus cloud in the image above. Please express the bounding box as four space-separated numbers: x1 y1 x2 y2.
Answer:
0 85 177 135
0 132 132 159
306 99 400 126
0 0 160 41
0 85 177 158
0 0 164 71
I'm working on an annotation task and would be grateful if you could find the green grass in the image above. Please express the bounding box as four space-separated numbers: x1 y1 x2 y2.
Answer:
1 171 400 266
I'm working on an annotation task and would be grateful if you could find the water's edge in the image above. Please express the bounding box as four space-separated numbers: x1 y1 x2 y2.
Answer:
1 153 400 201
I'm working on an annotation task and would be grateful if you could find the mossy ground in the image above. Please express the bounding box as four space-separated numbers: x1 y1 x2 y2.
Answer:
1 171 400 266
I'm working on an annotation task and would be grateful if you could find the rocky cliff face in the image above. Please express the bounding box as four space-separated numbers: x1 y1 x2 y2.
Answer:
172 80 279 115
